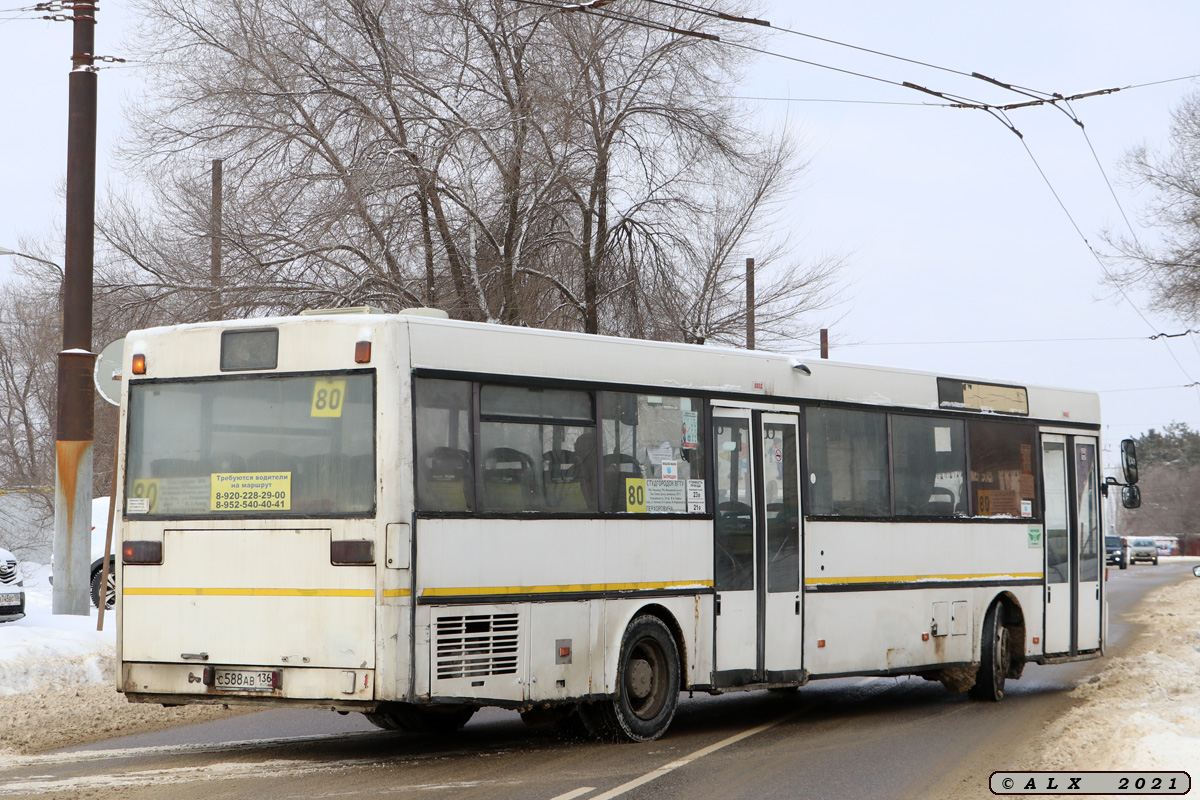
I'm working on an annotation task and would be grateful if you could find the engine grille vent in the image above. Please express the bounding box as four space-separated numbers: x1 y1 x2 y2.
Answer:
0 559 17 584
435 613 519 680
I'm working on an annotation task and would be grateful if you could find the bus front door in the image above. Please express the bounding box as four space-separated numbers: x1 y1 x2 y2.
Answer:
1041 434 1102 655
712 408 804 686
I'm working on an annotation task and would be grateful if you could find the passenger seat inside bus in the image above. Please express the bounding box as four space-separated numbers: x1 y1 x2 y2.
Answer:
602 453 643 511
483 447 542 512
542 449 589 512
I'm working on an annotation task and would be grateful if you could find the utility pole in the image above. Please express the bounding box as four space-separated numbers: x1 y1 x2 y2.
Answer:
53 0 98 615
745 257 755 350
210 158 223 317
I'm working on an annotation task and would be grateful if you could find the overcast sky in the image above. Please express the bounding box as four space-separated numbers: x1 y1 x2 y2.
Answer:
2 1 1200 468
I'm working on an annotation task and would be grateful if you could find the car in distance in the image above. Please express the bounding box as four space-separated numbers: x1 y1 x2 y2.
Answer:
1126 536 1159 566
1105 535 1127 569
0 546 25 623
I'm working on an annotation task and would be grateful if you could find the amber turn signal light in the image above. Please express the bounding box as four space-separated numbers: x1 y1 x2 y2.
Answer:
131 353 147 374
354 341 371 363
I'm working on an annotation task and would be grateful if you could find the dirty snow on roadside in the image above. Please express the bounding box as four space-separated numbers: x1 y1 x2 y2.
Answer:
0 564 238 754
1034 563 1200 775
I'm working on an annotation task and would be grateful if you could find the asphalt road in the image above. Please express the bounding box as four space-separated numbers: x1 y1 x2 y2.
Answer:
1 561 1190 800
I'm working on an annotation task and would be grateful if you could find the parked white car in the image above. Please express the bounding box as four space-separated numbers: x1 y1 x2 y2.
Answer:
0 545 25 623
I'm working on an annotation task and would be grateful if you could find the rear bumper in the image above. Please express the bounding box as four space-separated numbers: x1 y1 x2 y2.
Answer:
121 661 377 708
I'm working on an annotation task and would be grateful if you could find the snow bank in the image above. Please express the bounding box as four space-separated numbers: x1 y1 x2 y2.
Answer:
1036 570 1200 776
0 563 237 754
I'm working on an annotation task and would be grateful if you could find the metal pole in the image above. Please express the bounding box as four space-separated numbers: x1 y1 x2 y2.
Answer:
745 257 755 350
211 158 223 316
53 0 98 615
820 328 829 359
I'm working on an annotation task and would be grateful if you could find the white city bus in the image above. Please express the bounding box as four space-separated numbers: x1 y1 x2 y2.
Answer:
114 309 1138 741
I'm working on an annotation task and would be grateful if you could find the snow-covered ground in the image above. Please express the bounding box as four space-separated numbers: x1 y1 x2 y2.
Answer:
0 563 237 754
3 560 1200 765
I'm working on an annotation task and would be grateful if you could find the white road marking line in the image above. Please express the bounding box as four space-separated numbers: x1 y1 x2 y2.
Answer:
590 710 805 800
549 788 596 800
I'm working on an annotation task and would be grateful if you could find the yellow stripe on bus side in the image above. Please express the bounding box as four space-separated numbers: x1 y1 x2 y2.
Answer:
123 587 375 597
804 572 1043 586
420 580 713 598
382 589 412 598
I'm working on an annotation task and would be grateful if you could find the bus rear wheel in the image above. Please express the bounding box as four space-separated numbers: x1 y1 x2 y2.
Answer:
969 602 1011 702
581 615 680 742
364 702 475 733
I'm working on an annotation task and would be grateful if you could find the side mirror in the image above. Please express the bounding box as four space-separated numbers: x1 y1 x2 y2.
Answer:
1121 439 1139 485
1121 485 1141 510
1193 565 1200 578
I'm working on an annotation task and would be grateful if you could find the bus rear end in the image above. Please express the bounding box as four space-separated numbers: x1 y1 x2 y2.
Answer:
117 318 399 710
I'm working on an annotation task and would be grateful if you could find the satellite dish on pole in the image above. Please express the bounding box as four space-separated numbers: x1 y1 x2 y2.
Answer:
94 338 125 406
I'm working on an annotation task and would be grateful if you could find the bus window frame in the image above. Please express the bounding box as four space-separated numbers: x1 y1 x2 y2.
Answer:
800 402 1050 525
123 367 378 521
411 370 713 521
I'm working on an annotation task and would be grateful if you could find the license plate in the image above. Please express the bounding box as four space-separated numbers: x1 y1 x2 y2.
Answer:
0 593 21 606
211 668 279 691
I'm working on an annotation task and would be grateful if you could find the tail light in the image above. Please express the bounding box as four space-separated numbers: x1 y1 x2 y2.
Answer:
122 540 163 565
331 540 374 565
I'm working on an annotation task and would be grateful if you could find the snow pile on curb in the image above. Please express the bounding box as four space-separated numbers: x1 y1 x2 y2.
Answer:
1036 574 1200 773
0 564 239 754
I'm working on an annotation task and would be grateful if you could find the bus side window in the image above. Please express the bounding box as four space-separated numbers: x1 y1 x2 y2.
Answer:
892 416 966 517
600 392 705 514
805 407 890 517
414 378 475 513
967 420 1038 518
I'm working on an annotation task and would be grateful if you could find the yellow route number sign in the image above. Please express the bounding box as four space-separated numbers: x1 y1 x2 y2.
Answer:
311 379 347 418
624 478 647 512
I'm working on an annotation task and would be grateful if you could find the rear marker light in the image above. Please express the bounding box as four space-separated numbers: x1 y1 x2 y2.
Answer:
122 540 162 565
331 539 374 565
817 639 826 648
354 341 371 363
131 353 147 374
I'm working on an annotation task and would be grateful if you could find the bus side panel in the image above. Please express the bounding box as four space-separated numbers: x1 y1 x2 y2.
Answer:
412 518 714 704
803 520 1043 676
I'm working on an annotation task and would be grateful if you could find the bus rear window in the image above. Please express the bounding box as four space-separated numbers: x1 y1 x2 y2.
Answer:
124 372 375 517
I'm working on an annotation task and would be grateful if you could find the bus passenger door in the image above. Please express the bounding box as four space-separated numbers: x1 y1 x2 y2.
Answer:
1041 435 1071 653
760 413 803 682
1041 434 1102 655
1074 437 1101 652
712 408 803 685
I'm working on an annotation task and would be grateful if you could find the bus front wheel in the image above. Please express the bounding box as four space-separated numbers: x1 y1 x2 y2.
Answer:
581 615 680 742
969 602 1011 702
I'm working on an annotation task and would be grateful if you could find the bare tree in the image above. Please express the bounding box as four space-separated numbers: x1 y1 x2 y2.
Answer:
100 0 841 339
1105 89 1200 322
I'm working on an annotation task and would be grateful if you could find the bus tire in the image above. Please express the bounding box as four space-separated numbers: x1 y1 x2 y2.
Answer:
364 702 475 733
581 615 680 742
969 601 1010 702
90 558 116 610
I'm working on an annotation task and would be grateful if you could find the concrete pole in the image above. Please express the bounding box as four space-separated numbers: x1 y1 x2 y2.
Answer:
53 0 98 615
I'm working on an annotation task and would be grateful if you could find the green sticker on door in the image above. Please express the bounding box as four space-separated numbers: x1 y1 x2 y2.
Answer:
1028 526 1043 548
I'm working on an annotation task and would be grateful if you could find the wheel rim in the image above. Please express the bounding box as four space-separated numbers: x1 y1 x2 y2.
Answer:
625 638 669 720
105 572 116 609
